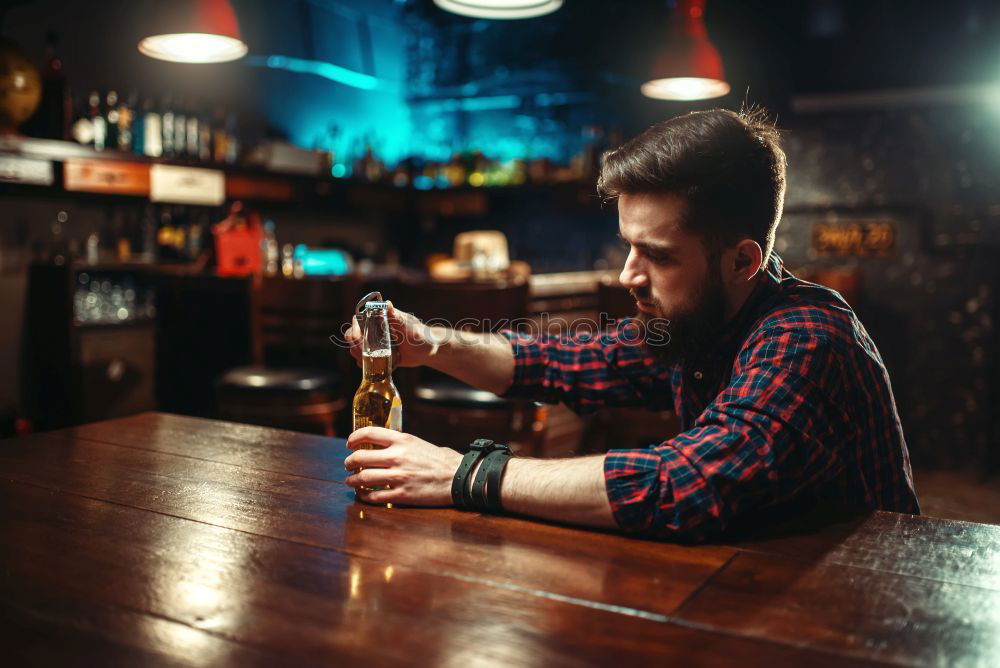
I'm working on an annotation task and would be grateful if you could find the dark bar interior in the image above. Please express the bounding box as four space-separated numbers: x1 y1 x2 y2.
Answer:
2 0 1000 664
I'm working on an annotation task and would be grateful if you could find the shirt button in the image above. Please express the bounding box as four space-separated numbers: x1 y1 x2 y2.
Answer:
693 371 703 380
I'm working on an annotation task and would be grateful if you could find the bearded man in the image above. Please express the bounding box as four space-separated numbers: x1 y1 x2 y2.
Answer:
344 108 920 542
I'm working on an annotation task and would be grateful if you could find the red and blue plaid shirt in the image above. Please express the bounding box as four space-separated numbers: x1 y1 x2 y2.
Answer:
501 252 919 541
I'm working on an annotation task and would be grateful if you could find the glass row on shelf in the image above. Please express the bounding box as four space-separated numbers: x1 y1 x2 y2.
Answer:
73 272 155 325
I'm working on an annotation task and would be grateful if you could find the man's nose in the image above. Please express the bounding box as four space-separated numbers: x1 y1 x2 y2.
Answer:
619 250 648 289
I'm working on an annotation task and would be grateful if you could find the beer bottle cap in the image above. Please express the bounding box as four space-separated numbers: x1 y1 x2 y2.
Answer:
355 290 386 317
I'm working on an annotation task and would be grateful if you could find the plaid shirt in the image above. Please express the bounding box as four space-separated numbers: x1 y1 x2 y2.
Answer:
501 253 919 541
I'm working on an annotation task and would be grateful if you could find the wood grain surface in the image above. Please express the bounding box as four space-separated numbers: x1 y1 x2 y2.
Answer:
2 412 997 666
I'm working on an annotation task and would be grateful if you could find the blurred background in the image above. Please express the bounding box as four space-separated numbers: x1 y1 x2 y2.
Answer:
2 0 1000 521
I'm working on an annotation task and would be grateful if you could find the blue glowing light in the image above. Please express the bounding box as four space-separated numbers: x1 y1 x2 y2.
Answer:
462 95 521 111
412 175 434 190
420 95 522 114
249 0 599 169
293 245 352 276
250 55 380 91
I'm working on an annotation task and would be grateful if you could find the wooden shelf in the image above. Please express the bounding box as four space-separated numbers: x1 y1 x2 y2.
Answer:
0 135 601 215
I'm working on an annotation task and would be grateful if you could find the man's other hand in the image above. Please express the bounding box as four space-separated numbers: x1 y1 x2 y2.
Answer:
345 427 462 506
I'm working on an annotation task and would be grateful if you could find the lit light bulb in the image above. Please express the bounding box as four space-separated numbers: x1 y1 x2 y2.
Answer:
139 33 247 64
640 77 731 101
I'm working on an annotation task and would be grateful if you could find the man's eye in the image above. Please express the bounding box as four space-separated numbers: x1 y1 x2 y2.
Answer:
647 253 670 264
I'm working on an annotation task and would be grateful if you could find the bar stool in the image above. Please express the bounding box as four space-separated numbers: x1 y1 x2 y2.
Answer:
215 274 360 436
396 278 547 455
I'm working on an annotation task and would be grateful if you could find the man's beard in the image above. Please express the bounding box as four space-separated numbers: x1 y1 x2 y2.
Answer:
632 270 727 366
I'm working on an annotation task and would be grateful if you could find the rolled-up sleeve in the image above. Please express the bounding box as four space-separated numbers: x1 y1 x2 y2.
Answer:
603 328 852 542
499 323 673 414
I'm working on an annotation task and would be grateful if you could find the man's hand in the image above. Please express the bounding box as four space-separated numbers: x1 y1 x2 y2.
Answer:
347 301 439 369
345 427 463 506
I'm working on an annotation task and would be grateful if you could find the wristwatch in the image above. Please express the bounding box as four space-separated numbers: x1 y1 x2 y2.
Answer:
451 438 509 509
471 446 513 512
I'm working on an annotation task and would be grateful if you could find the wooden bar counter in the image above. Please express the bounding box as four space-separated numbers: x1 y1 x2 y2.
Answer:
2 412 998 665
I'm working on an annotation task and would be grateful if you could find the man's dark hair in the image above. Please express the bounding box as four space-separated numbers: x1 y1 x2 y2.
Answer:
597 108 786 262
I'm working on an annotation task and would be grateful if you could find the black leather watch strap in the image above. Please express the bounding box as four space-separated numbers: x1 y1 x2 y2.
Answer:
451 439 494 508
470 446 511 512
470 450 496 509
485 451 511 512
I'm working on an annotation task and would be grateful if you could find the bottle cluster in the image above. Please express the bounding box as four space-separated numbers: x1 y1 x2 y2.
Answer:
70 90 241 164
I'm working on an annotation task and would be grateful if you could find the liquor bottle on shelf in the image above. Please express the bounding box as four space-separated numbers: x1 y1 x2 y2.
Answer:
171 206 188 259
88 91 106 151
185 99 200 160
198 106 212 162
223 111 239 164
161 95 175 158
115 209 133 262
141 97 162 158
117 91 135 152
186 210 207 262
104 90 120 150
173 97 188 160
139 204 157 262
70 91 90 146
85 231 99 265
262 220 278 276
358 145 385 183
157 207 178 262
211 108 228 163
131 95 145 155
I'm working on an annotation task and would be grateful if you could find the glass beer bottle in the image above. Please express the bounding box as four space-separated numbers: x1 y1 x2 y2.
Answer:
353 296 402 489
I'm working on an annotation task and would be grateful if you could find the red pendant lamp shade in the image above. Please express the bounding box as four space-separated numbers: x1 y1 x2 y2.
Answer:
642 0 730 101
139 0 248 64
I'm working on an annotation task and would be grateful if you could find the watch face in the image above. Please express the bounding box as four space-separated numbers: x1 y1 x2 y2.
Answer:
471 439 494 450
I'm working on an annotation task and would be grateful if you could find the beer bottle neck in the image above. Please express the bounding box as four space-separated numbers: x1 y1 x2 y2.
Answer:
361 350 392 382
362 307 391 353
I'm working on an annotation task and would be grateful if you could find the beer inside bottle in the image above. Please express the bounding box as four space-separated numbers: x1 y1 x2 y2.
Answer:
354 348 402 432
352 303 401 491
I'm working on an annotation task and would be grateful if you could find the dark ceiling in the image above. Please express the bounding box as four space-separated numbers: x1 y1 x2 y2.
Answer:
3 0 999 147
6 0 999 104
396 0 1000 107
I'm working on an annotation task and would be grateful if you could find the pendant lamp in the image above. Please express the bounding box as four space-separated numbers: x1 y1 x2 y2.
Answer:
641 0 729 101
432 0 563 20
139 0 248 64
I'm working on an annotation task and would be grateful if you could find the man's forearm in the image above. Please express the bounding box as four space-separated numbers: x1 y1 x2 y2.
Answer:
418 326 616 527
499 455 617 528
424 327 516 396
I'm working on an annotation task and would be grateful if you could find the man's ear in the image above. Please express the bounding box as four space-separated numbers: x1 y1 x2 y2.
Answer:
730 240 763 282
